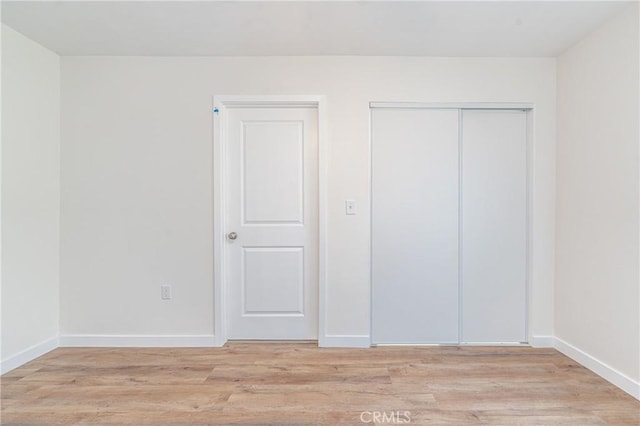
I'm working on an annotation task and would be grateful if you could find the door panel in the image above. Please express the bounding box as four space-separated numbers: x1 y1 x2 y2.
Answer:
461 110 527 343
371 108 460 344
242 121 304 224
226 107 318 340
242 247 304 315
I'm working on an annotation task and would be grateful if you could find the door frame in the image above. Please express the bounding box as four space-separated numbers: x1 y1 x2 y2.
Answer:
212 95 328 347
369 102 534 345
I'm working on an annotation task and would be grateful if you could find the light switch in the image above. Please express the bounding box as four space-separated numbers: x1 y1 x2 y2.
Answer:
345 200 357 215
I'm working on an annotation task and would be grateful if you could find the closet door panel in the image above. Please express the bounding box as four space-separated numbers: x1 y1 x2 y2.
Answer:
371 108 459 344
461 110 527 343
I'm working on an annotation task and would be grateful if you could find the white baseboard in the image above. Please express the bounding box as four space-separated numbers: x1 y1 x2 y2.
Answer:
320 334 371 348
531 335 555 348
59 334 216 347
554 337 639 400
212 334 226 347
1 336 59 375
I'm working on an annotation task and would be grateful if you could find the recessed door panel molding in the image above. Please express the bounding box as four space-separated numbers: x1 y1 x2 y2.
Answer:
242 247 305 316
226 106 318 340
461 109 527 343
371 108 460 344
242 120 304 225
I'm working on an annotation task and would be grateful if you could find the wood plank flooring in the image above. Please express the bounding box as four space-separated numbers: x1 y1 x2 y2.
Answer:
1 343 638 425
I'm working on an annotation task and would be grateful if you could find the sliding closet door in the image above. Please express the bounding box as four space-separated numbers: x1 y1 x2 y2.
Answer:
371 108 459 344
461 110 527 343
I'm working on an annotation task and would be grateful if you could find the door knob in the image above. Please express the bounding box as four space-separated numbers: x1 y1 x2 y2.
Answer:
227 232 238 240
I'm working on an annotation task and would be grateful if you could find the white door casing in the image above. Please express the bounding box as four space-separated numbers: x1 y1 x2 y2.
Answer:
213 97 325 345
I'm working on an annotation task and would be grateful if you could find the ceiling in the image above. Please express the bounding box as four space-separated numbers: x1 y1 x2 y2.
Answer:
1 1 634 57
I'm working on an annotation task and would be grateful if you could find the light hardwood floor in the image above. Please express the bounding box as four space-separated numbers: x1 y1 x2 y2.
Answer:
1 343 638 425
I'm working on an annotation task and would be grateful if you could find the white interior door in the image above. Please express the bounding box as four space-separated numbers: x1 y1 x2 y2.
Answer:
225 106 318 340
371 108 460 344
461 109 527 343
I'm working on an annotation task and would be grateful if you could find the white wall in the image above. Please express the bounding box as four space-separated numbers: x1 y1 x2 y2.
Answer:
60 56 556 342
556 2 639 385
1 25 60 367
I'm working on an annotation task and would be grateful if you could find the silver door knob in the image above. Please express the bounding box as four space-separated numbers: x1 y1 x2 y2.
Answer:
227 232 238 240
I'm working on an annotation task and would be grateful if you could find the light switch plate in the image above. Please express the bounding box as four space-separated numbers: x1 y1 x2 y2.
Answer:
161 285 172 300
345 200 357 215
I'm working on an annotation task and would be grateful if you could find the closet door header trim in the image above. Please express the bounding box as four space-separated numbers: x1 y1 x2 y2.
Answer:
370 102 533 110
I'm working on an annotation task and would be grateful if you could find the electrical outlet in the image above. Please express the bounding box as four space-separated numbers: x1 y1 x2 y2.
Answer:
161 285 172 300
